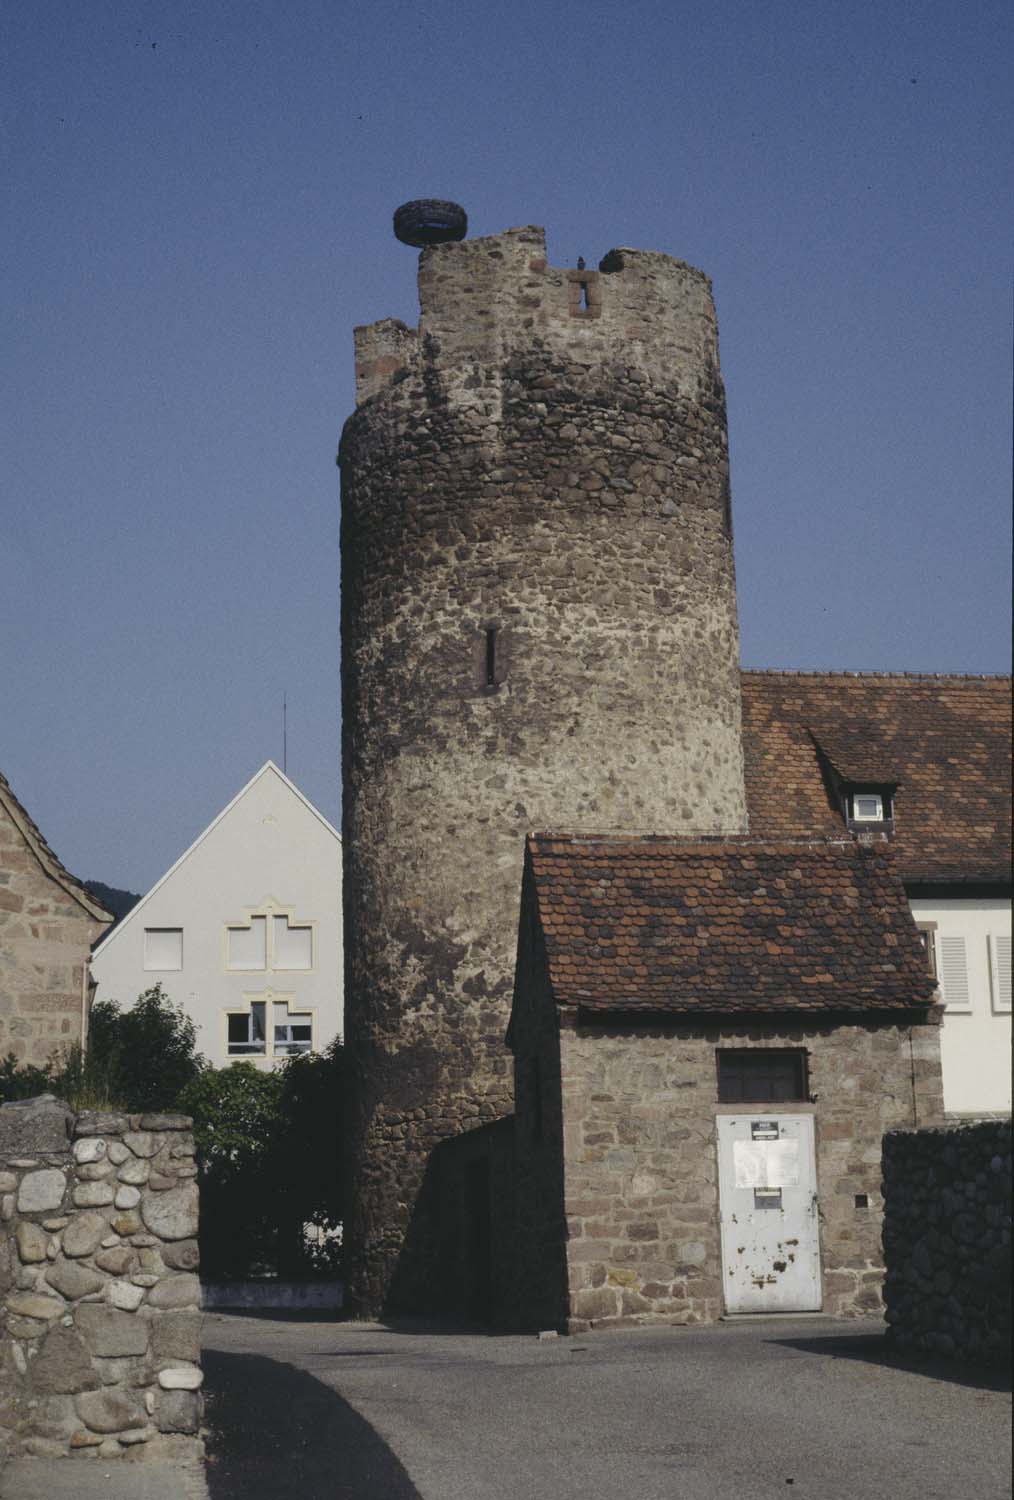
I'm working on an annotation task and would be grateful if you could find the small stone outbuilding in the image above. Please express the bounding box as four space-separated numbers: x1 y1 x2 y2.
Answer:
507 834 944 1331
0 773 111 1065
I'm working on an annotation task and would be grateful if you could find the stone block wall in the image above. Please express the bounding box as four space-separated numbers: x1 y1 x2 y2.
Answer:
553 1016 943 1331
0 789 110 1065
0 1096 202 1461
882 1120 1012 1361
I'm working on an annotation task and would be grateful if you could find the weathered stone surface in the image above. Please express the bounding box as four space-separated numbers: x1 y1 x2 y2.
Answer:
95 1246 136 1276
116 1157 149 1186
16 1168 66 1214
111 1211 141 1235
73 1137 107 1165
0 1171 17 1192
74 1112 127 1138
108 1280 145 1311
7 1292 64 1321
15 1221 49 1263
147 1310 202 1364
7 1314 49 1338
140 1184 198 1242
62 1211 109 1258
154 1388 200 1434
147 1173 178 1192
119 1425 154 1445
138 1114 191 1132
75 1388 146 1434
115 1185 141 1210
45 1257 105 1299
76 1160 114 1180
70 1429 104 1447
157 1365 203 1390
73 1181 115 1208
0 1096 74 1154
29 1325 100 1395
146 1273 200 1310
122 1131 158 1159
161 1239 199 1271
0 1233 14 1295
74 1304 149 1357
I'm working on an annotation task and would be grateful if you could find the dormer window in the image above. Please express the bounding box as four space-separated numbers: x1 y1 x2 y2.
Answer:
851 792 885 822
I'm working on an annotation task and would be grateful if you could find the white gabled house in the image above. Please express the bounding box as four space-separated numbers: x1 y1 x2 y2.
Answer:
90 762 342 1068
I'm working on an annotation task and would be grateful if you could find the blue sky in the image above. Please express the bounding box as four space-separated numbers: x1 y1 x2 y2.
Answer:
2 0 1011 894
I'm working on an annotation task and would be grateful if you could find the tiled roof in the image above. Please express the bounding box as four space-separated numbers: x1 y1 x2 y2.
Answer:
741 673 1012 883
526 835 936 1014
0 771 112 923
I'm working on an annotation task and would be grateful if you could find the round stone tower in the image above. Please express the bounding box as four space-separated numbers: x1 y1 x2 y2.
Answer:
339 223 748 1315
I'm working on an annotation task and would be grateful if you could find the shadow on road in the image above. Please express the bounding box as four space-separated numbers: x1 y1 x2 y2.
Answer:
771 1332 1012 1393
203 1348 422 1500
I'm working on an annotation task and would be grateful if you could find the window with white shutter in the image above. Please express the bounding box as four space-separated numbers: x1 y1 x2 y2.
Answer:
938 934 972 1013
988 933 1012 1015
144 928 183 971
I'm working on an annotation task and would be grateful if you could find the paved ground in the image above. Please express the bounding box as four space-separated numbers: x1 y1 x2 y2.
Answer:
1 1313 1008 1499
201 1311 1010 1500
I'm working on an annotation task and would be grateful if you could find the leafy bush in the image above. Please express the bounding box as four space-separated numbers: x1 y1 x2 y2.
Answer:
177 1043 345 1281
87 984 205 1111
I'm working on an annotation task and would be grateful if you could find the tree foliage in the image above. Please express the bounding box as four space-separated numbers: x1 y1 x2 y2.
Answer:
87 984 206 1111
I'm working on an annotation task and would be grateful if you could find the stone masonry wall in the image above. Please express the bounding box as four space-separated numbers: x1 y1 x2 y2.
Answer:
340 225 748 1314
0 1095 202 1461
0 797 109 1066
556 1017 943 1331
882 1120 1011 1362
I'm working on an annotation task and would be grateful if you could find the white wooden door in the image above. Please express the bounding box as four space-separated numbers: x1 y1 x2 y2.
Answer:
716 1114 821 1314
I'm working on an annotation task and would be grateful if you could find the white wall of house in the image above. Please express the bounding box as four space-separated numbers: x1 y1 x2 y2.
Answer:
909 897 1011 1117
90 763 342 1069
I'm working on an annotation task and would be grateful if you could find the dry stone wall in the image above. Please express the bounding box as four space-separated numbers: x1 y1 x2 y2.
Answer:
340 225 748 1314
882 1121 1011 1362
0 1095 202 1461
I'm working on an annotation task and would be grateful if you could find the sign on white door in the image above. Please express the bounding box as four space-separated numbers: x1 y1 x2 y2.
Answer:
716 1115 821 1314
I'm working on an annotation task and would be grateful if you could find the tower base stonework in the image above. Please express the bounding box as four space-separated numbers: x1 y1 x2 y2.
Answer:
340 225 748 1315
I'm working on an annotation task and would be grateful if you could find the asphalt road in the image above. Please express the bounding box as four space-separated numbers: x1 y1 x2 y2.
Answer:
203 1312 1011 1500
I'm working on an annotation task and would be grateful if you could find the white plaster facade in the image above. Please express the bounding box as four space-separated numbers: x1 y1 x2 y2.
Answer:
909 896 1011 1116
90 762 342 1068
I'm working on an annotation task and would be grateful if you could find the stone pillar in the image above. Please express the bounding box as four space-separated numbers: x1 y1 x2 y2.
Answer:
0 1095 202 1461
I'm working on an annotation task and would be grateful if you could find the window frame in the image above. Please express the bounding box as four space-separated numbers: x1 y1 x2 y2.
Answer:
224 991 316 1062
143 927 183 972
223 905 316 974
716 1048 809 1104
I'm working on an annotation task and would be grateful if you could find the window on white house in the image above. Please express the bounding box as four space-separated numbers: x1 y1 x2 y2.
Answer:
915 922 938 982
938 934 972 1013
144 928 183 971
988 933 1012 1014
227 916 267 970
227 1000 267 1055
273 1001 313 1055
272 915 313 970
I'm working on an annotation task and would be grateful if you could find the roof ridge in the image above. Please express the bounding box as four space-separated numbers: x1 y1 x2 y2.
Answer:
742 669 1011 682
0 771 112 922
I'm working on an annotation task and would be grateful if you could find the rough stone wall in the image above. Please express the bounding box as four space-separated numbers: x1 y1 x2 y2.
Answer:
552 1017 943 1331
0 799 108 1065
882 1120 1011 1361
340 226 747 1313
0 1096 202 1461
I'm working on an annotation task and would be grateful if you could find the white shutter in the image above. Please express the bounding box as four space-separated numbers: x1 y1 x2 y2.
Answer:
938 934 971 1013
988 933 1012 1014
273 916 312 970
143 928 183 971
227 916 267 969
